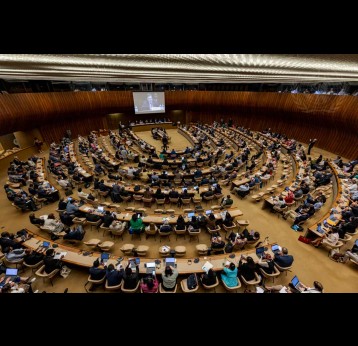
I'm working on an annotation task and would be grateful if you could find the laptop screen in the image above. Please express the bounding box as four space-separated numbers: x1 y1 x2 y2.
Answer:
256 247 265 256
212 183 217 188
291 275 299 287
182 187 187 192
271 244 280 252
101 253 110 260
43 241 50 248
188 212 195 219
6 268 18 276
165 258 176 267
205 210 212 215
355 239 358 247
98 206 104 213
146 262 156 268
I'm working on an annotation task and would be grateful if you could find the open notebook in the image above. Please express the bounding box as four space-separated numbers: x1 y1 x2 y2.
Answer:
54 252 67 259
202 261 213 273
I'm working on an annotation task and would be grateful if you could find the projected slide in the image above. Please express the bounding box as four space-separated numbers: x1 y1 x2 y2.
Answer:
133 92 165 114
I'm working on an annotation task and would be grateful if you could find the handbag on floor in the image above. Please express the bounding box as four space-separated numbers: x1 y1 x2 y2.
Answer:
298 235 310 244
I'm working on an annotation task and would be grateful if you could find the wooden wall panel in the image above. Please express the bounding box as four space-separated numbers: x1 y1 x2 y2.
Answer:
39 116 108 144
0 91 134 134
0 91 357 159
180 92 358 160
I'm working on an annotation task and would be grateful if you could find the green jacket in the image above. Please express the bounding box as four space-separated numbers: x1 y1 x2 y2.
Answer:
130 218 144 230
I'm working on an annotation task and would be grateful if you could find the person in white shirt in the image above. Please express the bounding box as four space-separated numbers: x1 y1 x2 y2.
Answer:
57 177 72 189
273 197 286 212
42 213 65 234
77 188 89 199
311 228 339 247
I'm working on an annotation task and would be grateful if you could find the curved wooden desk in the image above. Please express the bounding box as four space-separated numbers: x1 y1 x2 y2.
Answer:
177 127 199 146
79 204 243 224
23 230 273 274
131 122 175 132
305 161 343 238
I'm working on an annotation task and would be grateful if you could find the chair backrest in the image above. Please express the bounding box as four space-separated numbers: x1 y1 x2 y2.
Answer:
88 274 106 284
259 266 280 278
105 280 122 291
202 276 219 289
121 280 140 293
222 277 241 290
159 283 177 293
274 263 293 272
174 226 186 234
181 276 199 292
240 272 261 285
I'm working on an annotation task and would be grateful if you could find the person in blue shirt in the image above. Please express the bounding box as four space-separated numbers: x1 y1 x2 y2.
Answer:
221 262 239 287
316 223 324 234
66 200 79 215
274 247 294 268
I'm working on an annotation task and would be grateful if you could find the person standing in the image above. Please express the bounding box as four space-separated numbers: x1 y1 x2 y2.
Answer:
307 139 317 155
34 137 43 153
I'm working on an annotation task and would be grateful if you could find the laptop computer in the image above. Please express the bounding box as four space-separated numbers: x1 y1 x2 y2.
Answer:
145 262 156 275
101 252 110 264
205 210 212 215
165 257 176 268
5 268 18 280
188 212 195 220
42 241 50 248
182 187 188 192
129 260 136 270
97 206 104 213
271 244 281 255
256 246 265 258
291 275 304 292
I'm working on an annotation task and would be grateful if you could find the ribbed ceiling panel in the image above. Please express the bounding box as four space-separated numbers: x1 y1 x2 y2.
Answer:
0 54 358 83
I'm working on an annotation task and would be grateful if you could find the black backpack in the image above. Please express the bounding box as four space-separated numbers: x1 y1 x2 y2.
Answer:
187 274 198 289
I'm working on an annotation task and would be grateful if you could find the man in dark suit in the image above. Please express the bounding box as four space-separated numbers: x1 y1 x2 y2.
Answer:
106 263 124 287
24 249 44 266
102 210 116 227
122 262 140 289
274 247 294 268
307 138 317 155
63 225 85 241
86 212 101 223
43 249 63 274
89 259 107 281
0 232 23 253
168 188 179 199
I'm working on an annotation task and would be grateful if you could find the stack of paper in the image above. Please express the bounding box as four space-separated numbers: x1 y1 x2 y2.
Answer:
202 261 213 273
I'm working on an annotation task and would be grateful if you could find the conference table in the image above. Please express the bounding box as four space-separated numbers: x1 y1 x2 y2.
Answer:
103 182 206 196
131 122 175 132
79 203 243 224
177 127 199 146
22 230 273 274
305 162 344 239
